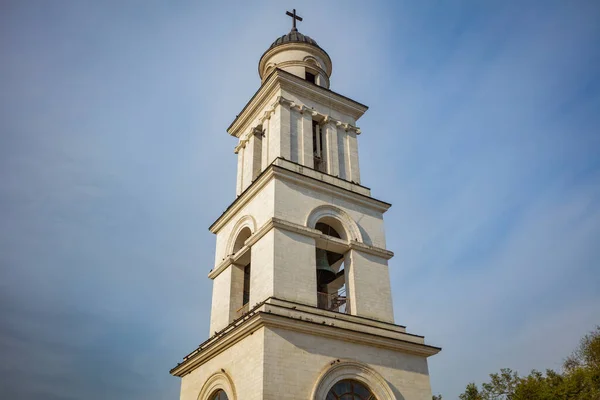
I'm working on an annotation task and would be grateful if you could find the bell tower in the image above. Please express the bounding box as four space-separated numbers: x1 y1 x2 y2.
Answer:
171 10 440 400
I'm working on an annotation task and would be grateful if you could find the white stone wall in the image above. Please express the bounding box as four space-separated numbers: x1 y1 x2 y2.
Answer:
209 265 233 334
214 179 276 266
281 88 357 126
236 89 364 193
179 328 265 400
259 48 330 88
262 327 433 400
273 178 386 248
272 228 317 306
280 89 362 184
249 229 275 308
346 249 394 323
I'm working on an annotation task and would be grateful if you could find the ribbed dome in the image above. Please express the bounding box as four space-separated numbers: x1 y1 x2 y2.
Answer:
267 29 322 51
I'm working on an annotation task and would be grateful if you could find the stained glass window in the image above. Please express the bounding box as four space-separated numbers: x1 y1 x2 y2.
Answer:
209 389 228 400
326 379 375 400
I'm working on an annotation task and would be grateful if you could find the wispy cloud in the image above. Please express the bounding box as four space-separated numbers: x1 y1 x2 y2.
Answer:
0 1 598 399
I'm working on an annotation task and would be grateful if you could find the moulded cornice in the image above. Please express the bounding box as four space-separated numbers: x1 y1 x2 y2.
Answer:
209 161 390 234
271 165 390 213
170 305 441 377
209 216 394 280
227 69 367 139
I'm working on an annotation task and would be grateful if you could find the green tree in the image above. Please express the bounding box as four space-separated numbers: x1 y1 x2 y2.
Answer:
459 327 600 400
459 383 483 400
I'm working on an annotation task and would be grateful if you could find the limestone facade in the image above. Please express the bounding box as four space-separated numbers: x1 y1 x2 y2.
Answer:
171 20 440 400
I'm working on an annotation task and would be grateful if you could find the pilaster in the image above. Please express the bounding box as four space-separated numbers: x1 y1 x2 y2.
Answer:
242 136 254 193
300 107 315 168
261 115 270 170
209 265 234 334
346 248 394 323
268 98 292 164
289 106 301 163
236 146 244 196
347 129 361 183
337 128 348 180
324 118 340 177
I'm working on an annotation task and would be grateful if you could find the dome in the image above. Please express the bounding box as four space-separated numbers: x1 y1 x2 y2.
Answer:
267 29 323 51
258 28 332 88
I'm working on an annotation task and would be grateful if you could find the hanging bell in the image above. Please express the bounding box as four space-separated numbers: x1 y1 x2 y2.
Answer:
316 248 337 285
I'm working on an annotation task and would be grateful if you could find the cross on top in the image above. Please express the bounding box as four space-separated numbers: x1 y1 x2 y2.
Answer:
286 9 303 31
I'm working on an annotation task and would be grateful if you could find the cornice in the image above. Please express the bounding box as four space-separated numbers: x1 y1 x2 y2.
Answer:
271 164 390 212
208 217 393 280
227 69 368 139
170 303 441 377
209 160 390 234
233 95 362 152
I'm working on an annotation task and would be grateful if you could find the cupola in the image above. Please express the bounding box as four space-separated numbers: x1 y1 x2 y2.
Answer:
258 9 332 88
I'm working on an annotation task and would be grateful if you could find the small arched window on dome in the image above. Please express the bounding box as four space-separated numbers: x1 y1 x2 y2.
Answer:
209 389 229 400
305 57 320 85
326 379 375 400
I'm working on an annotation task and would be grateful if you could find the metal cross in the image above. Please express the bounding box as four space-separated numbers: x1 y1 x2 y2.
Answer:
286 9 303 31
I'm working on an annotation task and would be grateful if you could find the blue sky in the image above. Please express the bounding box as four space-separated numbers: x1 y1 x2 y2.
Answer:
1 1 599 399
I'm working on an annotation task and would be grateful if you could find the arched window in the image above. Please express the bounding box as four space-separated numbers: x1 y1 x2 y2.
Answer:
209 389 229 400
315 222 347 313
326 379 375 400
230 225 253 318
232 227 252 254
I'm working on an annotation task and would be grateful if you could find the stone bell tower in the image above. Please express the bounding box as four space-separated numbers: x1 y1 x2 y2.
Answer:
170 10 440 400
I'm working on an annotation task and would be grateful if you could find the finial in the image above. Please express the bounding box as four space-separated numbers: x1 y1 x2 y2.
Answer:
285 9 303 32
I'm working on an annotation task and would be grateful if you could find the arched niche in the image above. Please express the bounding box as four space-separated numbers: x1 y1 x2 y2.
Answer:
226 215 257 256
311 360 395 400
197 370 237 400
306 205 363 243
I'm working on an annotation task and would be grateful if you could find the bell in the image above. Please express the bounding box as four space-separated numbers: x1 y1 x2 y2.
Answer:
316 248 336 285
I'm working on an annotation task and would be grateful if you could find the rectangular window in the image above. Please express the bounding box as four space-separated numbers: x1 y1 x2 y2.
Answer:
242 264 251 306
305 71 316 84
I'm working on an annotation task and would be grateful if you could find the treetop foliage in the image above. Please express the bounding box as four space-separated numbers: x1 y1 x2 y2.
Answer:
434 326 600 400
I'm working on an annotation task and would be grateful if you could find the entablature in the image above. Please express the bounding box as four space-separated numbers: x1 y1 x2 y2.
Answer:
228 69 368 139
209 158 390 234
170 297 441 377
233 96 362 154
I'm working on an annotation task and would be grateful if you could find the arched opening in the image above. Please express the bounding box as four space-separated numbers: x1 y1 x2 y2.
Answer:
232 227 251 254
312 360 395 400
231 227 252 318
326 379 375 400
209 389 229 400
315 222 347 313
197 370 236 400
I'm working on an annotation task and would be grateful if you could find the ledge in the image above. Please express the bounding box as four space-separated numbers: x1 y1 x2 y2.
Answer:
170 297 441 377
209 158 391 234
208 217 394 279
228 68 368 138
